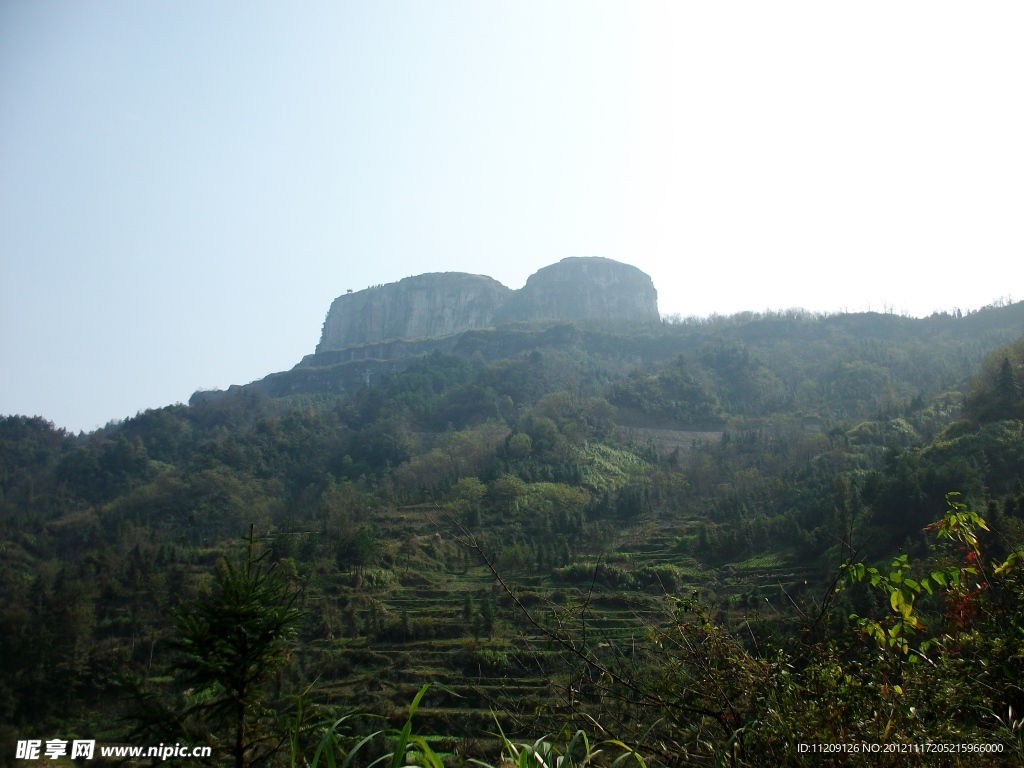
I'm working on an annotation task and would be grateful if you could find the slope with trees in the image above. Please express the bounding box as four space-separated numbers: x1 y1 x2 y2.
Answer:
1 303 1023 765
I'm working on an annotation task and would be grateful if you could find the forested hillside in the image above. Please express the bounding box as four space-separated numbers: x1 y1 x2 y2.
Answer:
2 304 1023 766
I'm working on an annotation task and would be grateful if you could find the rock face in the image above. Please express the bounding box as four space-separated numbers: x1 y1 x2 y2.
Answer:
316 273 512 352
316 257 658 353
499 257 660 325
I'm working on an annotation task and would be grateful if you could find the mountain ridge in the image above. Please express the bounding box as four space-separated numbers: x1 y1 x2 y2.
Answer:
190 301 1024 411
315 257 660 352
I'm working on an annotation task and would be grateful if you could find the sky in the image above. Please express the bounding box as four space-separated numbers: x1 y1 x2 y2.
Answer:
2 2 1022 433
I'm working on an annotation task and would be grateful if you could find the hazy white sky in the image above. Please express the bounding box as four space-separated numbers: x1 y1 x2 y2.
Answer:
2 2 1022 432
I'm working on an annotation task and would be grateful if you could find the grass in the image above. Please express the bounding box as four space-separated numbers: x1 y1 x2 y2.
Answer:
727 551 794 570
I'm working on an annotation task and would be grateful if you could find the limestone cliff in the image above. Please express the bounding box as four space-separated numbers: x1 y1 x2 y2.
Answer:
316 272 511 352
315 257 658 353
498 257 660 324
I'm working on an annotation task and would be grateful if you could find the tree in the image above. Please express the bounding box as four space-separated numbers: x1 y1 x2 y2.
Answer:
998 356 1021 407
169 526 302 768
966 336 1024 423
488 474 527 516
335 525 379 575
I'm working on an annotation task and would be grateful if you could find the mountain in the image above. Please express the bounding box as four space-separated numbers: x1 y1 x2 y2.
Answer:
196 295 1024 408
315 257 659 353
3 282 1024 764
316 272 513 351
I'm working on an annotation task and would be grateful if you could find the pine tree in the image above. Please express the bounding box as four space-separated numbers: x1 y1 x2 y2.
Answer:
169 527 302 768
997 356 1021 410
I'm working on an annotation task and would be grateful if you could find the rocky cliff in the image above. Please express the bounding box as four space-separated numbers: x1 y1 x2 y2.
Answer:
499 257 660 325
316 257 658 353
316 272 512 352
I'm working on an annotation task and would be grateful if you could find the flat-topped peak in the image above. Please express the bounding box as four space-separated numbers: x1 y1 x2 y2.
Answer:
316 258 659 353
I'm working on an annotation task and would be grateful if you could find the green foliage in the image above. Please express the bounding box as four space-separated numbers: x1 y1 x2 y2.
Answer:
966 336 1024 423
609 356 723 426
846 417 920 446
847 494 994 658
335 526 379 573
488 473 527 515
474 715 647 768
167 527 303 768
519 490 1024 765
283 687 372 768
4 312 1024 764
845 551 953 654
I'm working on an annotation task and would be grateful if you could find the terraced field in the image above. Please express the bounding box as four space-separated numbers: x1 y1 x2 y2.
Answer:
301 501 821 752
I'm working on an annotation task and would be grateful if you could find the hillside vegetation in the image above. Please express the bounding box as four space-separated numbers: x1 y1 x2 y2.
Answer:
2 304 1024 766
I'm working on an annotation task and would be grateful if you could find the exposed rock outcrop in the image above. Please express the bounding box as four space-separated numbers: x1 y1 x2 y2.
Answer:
316 257 658 353
498 257 660 325
316 273 511 352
